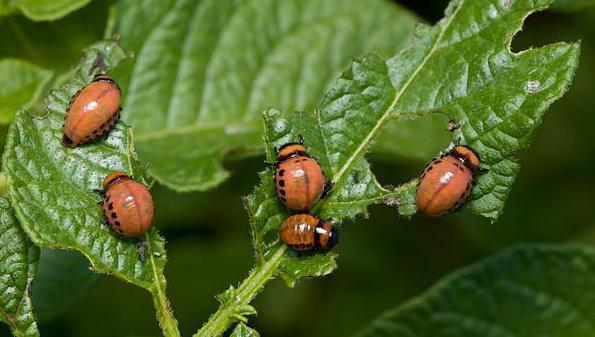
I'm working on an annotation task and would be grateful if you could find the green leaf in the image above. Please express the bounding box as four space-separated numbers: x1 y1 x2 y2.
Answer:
32 249 98 321
553 0 595 11
355 244 595 337
0 1 109 71
111 0 419 191
0 197 40 337
230 323 260 337
2 41 179 337
0 59 52 124
381 0 579 220
214 286 257 322
0 0 91 21
245 0 579 286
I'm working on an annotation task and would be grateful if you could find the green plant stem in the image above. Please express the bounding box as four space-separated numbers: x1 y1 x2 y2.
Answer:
145 232 180 337
152 288 180 337
194 246 287 337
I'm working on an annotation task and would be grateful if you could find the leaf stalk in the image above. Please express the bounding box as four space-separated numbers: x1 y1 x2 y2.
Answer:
152 287 181 337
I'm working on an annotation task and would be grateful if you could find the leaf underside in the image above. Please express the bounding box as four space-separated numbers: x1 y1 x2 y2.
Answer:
2 41 169 293
0 0 92 21
112 0 420 191
0 1 109 72
355 244 595 337
245 0 579 286
0 197 40 337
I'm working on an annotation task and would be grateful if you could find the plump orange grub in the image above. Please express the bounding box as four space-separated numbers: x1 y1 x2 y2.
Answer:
62 75 121 148
275 143 326 211
102 172 154 238
279 214 339 253
416 145 481 217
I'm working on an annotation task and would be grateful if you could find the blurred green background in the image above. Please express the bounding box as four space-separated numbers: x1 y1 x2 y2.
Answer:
1 0 594 336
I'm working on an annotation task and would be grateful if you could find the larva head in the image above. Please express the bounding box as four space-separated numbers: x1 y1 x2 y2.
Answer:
92 74 121 92
276 143 308 161
315 220 339 252
102 171 130 190
450 145 481 173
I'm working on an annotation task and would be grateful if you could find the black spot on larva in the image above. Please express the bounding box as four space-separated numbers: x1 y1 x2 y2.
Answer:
279 180 285 187
111 212 118 219
279 169 285 177
280 189 286 196
108 203 114 210
114 220 120 227
280 196 287 202
62 135 74 146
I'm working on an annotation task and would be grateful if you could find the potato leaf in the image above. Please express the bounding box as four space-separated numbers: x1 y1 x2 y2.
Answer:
355 244 595 337
0 0 91 21
245 0 579 289
111 0 419 191
2 41 179 336
382 0 580 219
0 59 52 124
0 197 39 337
0 1 109 71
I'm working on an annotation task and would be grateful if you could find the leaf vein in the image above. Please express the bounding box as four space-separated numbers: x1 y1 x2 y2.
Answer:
329 0 465 186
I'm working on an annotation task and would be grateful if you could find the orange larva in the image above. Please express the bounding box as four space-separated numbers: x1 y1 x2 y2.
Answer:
62 75 121 147
275 142 328 211
416 145 481 216
279 214 339 253
102 172 154 238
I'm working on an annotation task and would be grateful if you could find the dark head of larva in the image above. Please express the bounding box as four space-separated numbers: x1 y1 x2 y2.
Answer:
276 143 308 162
102 171 131 191
92 74 121 92
449 145 480 173
315 220 339 252
62 134 75 148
